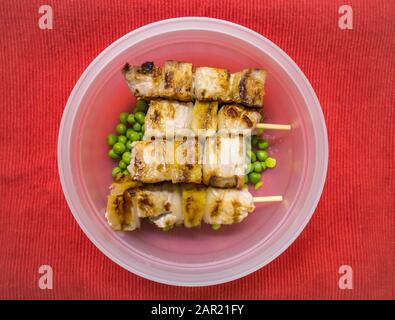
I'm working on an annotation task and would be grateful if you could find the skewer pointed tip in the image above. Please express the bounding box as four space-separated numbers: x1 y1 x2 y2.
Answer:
256 123 291 130
253 195 283 203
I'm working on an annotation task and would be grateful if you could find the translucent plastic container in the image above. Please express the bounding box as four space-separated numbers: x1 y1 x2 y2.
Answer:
58 17 328 286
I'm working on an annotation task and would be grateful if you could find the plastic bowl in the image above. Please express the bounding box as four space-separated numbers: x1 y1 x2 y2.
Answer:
58 17 328 286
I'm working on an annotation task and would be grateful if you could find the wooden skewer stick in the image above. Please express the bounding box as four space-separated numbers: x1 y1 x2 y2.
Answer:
253 195 283 203
256 123 291 130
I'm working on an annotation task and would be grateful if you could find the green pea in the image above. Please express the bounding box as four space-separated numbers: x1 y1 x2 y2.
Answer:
248 172 261 185
260 161 267 170
116 123 127 135
127 114 135 124
122 169 130 176
253 161 263 173
246 163 253 174
122 151 132 164
108 149 120 159
118 135 127 144
256 150 268 162
141 124 145 133
119 112 129 124
135 100 149 113
113 142 126 155
134 112 146 125
112 167 122 177
254 181 264 190
126 129 133 138
256 128 264 135
133 123 142 132
107 134 117 146
258 139 269 150
251 136 259 146
126 140 133 150
139 132 144 140
244 175 249 184
119 160 127 170
211 224 221 231
265 157 277 168
128 130 140 142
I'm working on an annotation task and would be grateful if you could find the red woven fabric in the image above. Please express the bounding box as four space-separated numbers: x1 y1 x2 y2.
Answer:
0 0 394 300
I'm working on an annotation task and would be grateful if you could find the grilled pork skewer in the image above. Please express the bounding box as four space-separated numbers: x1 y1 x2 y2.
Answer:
105 177 282 231
143 100 290 140
128 134 248 188
123 60 267 107
128 138 203 184
130 101 289 188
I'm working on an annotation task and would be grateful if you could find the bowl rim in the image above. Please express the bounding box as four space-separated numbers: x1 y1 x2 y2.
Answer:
58 17 328 286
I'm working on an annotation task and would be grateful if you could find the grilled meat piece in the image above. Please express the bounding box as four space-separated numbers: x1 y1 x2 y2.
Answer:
229 69 267 107
202 134 247 189
217 104 262 134
128 140 172 183
122 62 162 99
159 60 193 101
143 99 193 139
172 138 203 184
191 101 218 135
105 176 142 231
193 67 231 102
181 184 207 228
133 183 183 228
203 187 255 225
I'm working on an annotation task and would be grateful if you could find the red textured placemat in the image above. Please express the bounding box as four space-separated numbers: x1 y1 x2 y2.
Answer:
0 0 394 300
